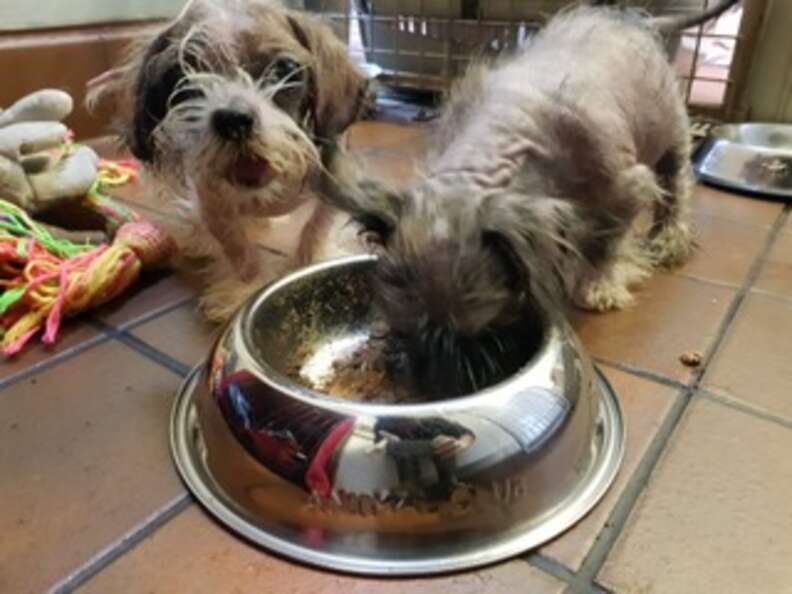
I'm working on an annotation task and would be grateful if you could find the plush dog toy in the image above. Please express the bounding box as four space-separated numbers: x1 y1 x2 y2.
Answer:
0 89 112 243
0 89 175 356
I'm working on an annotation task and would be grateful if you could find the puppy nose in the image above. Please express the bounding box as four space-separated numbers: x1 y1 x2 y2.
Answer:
211 108 254 141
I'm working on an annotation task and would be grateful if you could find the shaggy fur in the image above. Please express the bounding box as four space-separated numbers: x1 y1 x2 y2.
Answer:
320 3 737 393
88 0 369 321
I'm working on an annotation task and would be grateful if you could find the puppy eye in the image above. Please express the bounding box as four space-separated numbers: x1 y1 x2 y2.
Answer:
355 212 393 245
273 57 305 84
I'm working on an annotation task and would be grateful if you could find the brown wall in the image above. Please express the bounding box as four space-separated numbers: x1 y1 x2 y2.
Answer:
0 22 161 139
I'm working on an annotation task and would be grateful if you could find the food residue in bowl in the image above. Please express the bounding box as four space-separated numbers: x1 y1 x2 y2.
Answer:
289 333 421 404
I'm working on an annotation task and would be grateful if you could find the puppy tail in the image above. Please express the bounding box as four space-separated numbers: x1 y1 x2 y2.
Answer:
317 143 402 225
649 0 739 34
615 164 665 210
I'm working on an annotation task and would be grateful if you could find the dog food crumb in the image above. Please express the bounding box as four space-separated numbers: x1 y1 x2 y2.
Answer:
679 351 703 367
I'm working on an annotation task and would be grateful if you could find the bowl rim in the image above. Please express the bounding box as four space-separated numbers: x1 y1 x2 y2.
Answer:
232 254 570 417
170 363 625 576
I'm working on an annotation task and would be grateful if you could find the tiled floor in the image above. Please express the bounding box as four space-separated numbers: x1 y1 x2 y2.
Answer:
2 118 791 594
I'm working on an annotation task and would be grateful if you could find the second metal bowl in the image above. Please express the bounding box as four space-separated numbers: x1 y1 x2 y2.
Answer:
694 123 792 198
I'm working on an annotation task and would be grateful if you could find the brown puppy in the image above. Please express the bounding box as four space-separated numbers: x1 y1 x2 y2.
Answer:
89 0 369 321
321 1 738 395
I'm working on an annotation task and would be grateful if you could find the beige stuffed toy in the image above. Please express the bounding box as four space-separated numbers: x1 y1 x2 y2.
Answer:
0 89 106 243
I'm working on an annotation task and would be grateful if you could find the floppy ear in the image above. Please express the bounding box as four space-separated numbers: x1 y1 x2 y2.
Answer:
482 193 583 305
284 13 371 144
319 144 402 235
100 0 216 163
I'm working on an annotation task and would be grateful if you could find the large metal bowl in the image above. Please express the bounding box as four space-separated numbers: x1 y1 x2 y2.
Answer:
170 254 625 575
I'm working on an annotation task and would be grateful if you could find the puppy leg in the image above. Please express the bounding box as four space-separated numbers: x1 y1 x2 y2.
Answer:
295 200 335 265
199 191 261 281
574 232 652 312
198 254 289 323
574 164 658 312
647 138 695 268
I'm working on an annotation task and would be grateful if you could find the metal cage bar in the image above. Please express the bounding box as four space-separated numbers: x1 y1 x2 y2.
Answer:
311 0 763 121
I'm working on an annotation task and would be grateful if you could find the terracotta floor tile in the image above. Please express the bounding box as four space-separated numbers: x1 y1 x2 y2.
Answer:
690 184 784 228
0 321 104 383
254 145 420 257
0 342 186 594
95 271 200 329
346 121 429 153
77 506 564 594
599 398 792 594
572 274 734 381
84 135 127 161
677 210 769 287
359 150 423 186
703 293 792 420
255 201 366 261
753 229 792 300
131 303 220 368
104 172 172 215
541 368 678 570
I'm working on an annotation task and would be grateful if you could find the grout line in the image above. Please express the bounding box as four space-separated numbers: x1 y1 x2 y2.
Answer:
115 333 192 377
48 493 192 594
526 553 606 593
115 196 289 259
575 205 791 585
113 195 168 218
257 243 289 258
594 359 687 391
698 388 792 430
670 271 740 291
95 323 192 378
575 384 693 584
689 205 790 387
111 295 199 333
741 286 792 306
526 552 581 587
0 332 113 392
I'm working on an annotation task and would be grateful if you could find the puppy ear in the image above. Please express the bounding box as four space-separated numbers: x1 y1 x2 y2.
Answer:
482 194 582 304
284 13 370 142
108 0 214 162
319 144 402 228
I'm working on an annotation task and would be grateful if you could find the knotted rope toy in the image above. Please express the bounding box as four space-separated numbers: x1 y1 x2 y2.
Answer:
0 155 175 356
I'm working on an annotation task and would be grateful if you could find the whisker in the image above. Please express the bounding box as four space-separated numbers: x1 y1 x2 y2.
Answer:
463 353 478 392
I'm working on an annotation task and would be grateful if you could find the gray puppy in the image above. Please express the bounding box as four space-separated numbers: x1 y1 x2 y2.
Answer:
322 1 739 395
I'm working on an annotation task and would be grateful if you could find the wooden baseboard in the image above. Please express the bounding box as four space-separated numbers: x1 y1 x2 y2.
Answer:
0 21 162 139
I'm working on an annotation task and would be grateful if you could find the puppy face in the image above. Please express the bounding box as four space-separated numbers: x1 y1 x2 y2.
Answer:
94 0 368 197
340 174 565 395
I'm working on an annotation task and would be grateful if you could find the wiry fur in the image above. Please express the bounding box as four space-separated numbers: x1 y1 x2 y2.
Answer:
87 0 369 321
321 5 702 394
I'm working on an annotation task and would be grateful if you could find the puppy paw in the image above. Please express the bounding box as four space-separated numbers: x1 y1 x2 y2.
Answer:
646 222 695 269
233 248 263 282
574 279 636 312
239 258 262 282
197 255 291 323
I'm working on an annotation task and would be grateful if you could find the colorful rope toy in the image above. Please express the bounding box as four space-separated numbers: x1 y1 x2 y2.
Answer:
0 156 175 357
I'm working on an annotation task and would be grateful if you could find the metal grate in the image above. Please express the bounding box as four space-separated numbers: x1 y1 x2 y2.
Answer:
300 0 763 121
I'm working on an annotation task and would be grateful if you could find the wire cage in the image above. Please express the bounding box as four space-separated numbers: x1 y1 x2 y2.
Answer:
296 0 765 122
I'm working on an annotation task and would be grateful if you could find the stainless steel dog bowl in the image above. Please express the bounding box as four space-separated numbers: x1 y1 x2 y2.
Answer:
170 254 625 575
694 123 792 199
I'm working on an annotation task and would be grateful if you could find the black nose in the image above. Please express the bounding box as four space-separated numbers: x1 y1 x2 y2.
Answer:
211 108 254 141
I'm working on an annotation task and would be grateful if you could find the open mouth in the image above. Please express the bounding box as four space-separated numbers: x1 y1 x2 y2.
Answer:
228 154 273 188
